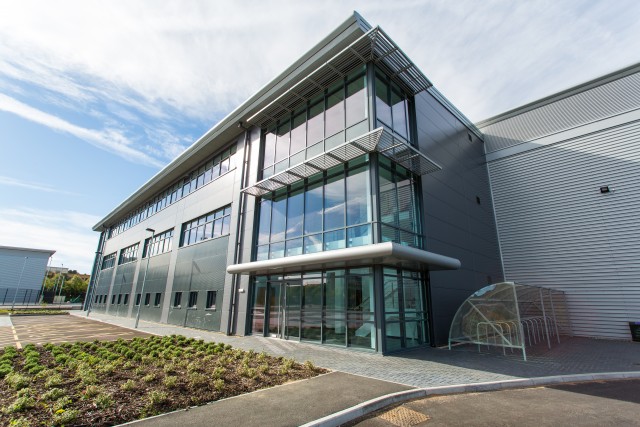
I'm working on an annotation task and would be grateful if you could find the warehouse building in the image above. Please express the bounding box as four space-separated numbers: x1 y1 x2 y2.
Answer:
88 12 639 351
0 246 54 305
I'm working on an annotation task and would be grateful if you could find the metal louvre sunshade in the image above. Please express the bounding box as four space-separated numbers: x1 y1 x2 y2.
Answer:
247 27 433 129
242 128 441 197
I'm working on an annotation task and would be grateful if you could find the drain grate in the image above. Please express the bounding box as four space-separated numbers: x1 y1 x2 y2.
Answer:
378 406 430 426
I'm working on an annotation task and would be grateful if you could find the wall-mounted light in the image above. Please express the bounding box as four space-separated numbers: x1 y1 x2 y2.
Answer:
600 186 614 194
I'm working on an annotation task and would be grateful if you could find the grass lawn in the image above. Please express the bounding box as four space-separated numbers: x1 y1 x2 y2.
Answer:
0 335 326 426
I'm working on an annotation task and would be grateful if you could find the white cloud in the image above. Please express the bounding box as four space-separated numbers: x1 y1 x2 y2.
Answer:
0 208 100 273
0 176 80 196
0 94 164 167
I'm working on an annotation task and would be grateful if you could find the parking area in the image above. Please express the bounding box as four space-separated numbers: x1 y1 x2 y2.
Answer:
0 315 151 348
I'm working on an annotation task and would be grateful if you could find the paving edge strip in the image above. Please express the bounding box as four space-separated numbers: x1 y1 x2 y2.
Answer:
301 371 640 427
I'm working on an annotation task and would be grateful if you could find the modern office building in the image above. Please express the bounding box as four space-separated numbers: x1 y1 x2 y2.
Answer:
88 12 639 351
0 246 54 305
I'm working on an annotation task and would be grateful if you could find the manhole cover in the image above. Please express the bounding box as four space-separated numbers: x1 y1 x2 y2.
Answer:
379 406 430 426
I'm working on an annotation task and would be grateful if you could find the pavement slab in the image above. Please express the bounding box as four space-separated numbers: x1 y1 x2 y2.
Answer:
125 372 413 427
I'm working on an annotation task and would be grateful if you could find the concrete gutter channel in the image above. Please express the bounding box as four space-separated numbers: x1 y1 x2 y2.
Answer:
302 371 640 427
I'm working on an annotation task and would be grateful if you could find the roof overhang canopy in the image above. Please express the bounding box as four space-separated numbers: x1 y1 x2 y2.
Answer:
247 26 433 129
226 242 461 275
242 127 441 197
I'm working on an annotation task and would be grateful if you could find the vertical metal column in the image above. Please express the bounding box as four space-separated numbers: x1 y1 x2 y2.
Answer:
539 287 551 350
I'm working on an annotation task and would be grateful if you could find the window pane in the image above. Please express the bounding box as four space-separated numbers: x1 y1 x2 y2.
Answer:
324 273 344 312
290 111 306 154
286 190 304 238
324 229 345 251
347 225 371 247
269 241 285 259
286 238 303 257
204 222 213 240
379 166 397 226
304 234 322 254
346 75 366 127
213 219 222 238
304 181 323 234
275 121 290 163
221 215 231 235
256 245 269 261
375 75 392 126
270 195 287 242
263 129 276 166
391 86 408 139
324 175 345 230
307 100 324 145
346 165 370 225
325 88 345 137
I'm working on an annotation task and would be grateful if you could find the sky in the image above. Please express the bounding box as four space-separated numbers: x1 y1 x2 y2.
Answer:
1 0 639 273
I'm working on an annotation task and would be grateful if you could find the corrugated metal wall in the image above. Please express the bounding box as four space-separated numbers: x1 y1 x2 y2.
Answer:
484 105 640 339
0 249 50 304
482 71 640 153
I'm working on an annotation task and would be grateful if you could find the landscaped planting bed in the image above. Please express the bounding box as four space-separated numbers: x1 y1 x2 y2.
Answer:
0 335 326 426
0 310 69 316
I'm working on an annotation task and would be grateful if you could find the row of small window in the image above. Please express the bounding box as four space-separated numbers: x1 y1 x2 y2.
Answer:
108 144 238 239
261 68 367 179
172 290 217 310
94 292 161 307
101 228 174 270
180 206 232 247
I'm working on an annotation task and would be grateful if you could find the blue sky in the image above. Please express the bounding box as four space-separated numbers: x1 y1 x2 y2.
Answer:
1 0 639 273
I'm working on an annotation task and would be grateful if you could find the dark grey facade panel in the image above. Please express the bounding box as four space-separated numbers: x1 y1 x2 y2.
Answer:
479 71 640 153
108 262 137 317
132 253 171 323
167 236 229 331
415 91 504 345
488 119 640 340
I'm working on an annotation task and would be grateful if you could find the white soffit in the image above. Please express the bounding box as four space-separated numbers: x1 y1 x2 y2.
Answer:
226 242 461 275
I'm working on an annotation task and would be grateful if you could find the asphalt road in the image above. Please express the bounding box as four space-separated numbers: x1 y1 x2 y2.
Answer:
351 379 640 426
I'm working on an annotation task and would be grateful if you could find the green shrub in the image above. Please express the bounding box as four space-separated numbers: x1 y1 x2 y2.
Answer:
120 379 136 391
76 366 97 385
142 373 156 383
187 372 207 386
8 417 30 427
213 378 225 392
42 388 65 401
94 393 114 409
258 363 269 374
82 385 102 399
304 360 316 371
5 396 35 413
45 373 63 388
0 364 13 378
212 367 226 380
52 396 72 412
162 375 177 389
147 390 168 406
52 409 79 426
5 372 30 390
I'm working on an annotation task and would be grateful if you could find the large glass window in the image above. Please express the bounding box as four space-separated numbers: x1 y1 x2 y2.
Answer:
143 228 174 258
375 68 411 142
180 205 231 247
101 252 116 270
379 156 422 248
249 268 375 350
260 68 368 179
118 244 139 265
255 156 372 261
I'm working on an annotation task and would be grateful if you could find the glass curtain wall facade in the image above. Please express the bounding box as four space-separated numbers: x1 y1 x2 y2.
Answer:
249 63 429 352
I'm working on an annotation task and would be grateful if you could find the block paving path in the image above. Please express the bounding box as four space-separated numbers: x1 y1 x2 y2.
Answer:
79 312 640 389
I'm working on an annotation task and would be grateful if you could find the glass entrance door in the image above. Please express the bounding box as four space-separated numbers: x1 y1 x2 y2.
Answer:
267 281 302 339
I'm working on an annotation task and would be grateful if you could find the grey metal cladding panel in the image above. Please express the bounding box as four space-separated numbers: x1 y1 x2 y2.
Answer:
0 255 49 291
490 120 640 340
480 71 640 152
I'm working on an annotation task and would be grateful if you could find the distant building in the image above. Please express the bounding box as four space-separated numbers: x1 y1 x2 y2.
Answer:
87 12 640 352
48 266 69 275
0 246 55 305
